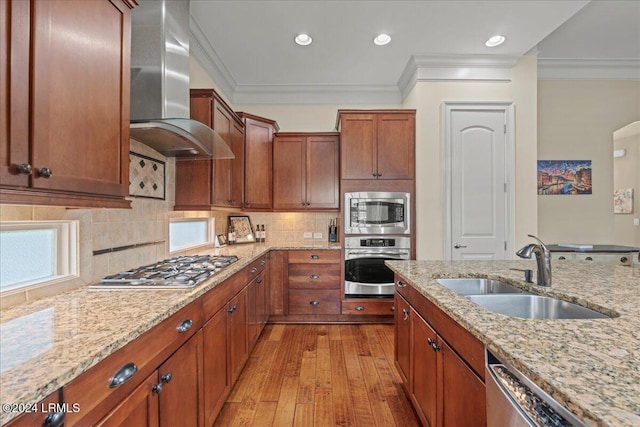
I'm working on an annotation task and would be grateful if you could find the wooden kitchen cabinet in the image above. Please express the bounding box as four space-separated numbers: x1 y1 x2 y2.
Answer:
396 278 486 427
0 0 133 208
273 132 340 211
287 250 341 316
238 112 278 210
248 257 270 348
227 286 249 385
337 110 415 180
175 89 245 210
96 373 159 427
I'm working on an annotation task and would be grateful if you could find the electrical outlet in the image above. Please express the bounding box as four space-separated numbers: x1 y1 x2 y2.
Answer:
303 232 313 238
313 232 323 239
634 218 640 226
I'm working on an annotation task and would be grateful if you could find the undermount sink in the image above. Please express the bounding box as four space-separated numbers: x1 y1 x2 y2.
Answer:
466 294 611 320
436 278 525 296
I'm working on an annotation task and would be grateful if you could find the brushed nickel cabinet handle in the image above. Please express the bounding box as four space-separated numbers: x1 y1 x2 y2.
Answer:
176 319 193 333
310 300 320 306
37 167 52 178
109 362 138 388
15 163 32 175
355 305 364 311
310 274 320 279
310 254 319 259
43 412 65 427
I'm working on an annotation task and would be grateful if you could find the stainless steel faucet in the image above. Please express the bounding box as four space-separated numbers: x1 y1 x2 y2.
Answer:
516 235 552 287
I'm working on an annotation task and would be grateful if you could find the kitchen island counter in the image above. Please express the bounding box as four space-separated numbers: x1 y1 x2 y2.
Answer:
0 242 340 425
386 259 640 427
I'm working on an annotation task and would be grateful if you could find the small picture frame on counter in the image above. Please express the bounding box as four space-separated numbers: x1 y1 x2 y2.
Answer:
228 215 256 244
215 234 227 247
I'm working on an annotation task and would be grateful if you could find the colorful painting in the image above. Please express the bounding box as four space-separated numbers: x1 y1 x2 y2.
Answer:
537 160 592 195
614 188 633 213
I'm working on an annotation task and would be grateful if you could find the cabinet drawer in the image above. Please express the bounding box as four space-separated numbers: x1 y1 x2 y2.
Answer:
342 299 395 315
248 254 268 278
289 290 341 314
202 269 247 321
64 299 203 426
288 250 340 264
288 264 340 289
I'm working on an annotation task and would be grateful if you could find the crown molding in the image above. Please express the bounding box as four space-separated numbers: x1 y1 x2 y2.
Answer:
538 58 640 80
189 15 237 101
233 84 402 105
398 54 518 100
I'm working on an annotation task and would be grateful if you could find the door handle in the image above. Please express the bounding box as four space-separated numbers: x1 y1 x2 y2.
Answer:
454 243 467 249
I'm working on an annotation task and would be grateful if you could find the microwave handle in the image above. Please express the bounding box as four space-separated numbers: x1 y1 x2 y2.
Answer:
346 251 409 257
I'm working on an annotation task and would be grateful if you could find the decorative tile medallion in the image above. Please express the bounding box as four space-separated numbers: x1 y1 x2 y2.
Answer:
129 152 165 199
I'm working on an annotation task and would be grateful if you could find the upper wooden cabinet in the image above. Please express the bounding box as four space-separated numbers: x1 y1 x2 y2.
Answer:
238 112 278 211
0 0 134 208
273 132 340 211
175 89 245 210
337 110 415 180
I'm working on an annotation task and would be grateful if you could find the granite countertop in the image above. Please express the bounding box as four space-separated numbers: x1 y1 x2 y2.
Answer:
385 259 640 427
0 242 340 425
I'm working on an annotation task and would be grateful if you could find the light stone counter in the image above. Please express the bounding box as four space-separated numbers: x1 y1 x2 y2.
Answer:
0 242 340 425
385 259 640 427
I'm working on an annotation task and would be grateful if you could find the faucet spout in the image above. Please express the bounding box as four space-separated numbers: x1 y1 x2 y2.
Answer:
516 235 552 287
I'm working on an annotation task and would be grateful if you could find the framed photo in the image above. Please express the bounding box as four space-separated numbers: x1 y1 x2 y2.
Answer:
228 216 256 244
215 234 227 247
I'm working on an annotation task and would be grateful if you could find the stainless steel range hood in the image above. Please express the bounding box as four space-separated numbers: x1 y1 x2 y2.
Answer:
129 0 233 159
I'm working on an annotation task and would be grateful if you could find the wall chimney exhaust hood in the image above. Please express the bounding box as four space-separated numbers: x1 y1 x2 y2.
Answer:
129 0 234 159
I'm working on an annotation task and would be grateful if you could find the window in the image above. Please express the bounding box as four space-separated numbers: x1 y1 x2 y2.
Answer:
169 218 214 253
0 221 79 293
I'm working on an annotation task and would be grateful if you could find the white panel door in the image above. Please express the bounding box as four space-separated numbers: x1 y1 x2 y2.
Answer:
450 109 508 260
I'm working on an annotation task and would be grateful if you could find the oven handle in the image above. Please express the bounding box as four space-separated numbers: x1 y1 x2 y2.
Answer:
346 251 409 257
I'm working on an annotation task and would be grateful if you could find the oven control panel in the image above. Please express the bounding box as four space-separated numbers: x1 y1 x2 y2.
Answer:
360 238 396 247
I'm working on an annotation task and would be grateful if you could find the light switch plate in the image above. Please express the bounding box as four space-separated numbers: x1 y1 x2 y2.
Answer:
303 232 313 238
634 218 640 226
313 232 323 239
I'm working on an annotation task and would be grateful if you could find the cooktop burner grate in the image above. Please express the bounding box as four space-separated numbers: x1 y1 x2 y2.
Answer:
91 255 239 289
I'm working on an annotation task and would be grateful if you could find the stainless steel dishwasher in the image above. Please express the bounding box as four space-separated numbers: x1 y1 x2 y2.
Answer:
485 351 587 427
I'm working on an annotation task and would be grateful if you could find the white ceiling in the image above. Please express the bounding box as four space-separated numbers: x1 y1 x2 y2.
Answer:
188 0 640 104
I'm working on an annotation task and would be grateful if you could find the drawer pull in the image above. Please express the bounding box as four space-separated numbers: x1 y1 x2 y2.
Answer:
397 280 406 288
228 304 237 314
402 308 409 320
355 305 365 311
109 362 138 388
310 254 319 259
161 373 172 384
177 319 193 333
260 260 266 266
310 300 320 306
256 278 263 284
310 274 320 279
250 267 258 274
43 411 65 427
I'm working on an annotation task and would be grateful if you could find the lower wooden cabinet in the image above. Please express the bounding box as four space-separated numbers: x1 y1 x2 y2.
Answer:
96 373 159 427
202 307 229 427
396 277 486 427
3 390 64 427
287 250 341 316
228 286 249 385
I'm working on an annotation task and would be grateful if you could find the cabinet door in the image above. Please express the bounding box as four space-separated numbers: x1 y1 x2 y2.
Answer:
212 100 233 206
340 114 377 179
269 250 288 316
158 330 204 427
441 339 486 427
202 308 229 427
97 373 159 427
229 122 245 208
273 135 306 210
30 0 130 197
394 294 411 385
306 135 339 209
175 160 214 209
377 113 415 180
244 118 273 210
247 270 268 348
0 0 30 188
228 286 249 385
411 309 438 427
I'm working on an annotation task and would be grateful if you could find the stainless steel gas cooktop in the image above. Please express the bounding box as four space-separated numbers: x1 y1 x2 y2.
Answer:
91 255 239 289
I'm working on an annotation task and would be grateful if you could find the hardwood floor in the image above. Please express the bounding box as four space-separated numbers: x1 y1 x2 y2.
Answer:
214 324 421 426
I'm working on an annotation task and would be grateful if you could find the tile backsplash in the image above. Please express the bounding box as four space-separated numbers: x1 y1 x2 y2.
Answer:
0 140 340 307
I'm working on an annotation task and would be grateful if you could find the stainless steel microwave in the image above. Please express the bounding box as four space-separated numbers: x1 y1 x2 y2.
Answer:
344 192 410 235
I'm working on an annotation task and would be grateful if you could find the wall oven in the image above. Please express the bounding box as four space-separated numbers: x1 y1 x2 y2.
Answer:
344 192 410 235
344 236 411 297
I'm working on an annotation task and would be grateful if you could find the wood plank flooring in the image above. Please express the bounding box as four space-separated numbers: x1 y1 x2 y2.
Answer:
214 324 421 427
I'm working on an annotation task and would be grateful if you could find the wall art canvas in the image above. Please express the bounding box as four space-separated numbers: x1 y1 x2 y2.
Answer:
537 160 592 195
228 216 256 244
129 152 166 199
614 188 633 213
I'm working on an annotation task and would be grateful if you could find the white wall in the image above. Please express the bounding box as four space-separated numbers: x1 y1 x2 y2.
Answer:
537 80 640 245
402 54 539 259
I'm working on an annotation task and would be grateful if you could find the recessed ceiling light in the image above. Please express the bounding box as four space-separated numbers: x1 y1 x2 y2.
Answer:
485 35 506 47
373 34 391 46
294 33 312 46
